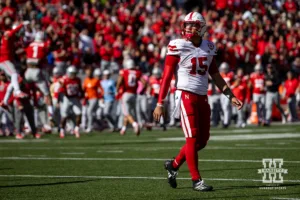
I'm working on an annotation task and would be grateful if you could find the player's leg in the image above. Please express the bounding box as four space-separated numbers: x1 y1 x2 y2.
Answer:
136 95 142 126
253 94 262 124
120 116 128 135
192 95 213 191
72 98 82 138
220 94 231 127
140 94 150 126
86 98 98 132
237 106 246 128
288 96 298 121
260 95 266 124
264 92 273 125
274 92 287 123
121 93 139 135
59 96 70 138
24 103 40 138
103 101 116 131
14 102 25 139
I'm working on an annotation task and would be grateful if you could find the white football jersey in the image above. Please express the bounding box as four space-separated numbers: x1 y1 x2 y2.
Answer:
167 39 217 95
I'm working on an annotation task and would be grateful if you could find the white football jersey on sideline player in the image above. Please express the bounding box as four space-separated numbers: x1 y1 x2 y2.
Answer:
167 39 217 95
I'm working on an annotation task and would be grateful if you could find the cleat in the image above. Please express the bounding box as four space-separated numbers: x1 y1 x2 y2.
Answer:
15 91 28 98
59 129 65 138
133 124 140 136
164 160 178 188
15 133 24 139
193 179 213 192
120 128 126 136
84 128 92 133
34 133 41 139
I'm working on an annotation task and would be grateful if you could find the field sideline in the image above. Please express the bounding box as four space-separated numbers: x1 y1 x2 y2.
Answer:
0 124 300 200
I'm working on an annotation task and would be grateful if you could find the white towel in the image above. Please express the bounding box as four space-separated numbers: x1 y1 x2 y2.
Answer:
172 90 182 119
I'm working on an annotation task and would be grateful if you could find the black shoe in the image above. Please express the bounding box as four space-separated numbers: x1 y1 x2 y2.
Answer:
164 160 178 188
222 123 229 129
193 179 213 191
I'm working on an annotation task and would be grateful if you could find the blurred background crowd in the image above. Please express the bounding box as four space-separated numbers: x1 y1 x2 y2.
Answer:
0 0 299 138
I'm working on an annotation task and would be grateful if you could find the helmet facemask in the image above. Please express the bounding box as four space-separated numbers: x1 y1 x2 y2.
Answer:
182 21 206 40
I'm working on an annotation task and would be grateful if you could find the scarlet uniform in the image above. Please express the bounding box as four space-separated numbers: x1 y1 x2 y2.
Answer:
26 41 49 65
25 40 51 96
119 69 142 94
250 73 266 95
221 72 234 86
0 24 23 63
250 72 266 123
119 68 142 117
59 75 82 119
60 75 82 98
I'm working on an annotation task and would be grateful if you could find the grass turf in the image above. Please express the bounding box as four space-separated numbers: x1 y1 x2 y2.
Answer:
0 124 300 200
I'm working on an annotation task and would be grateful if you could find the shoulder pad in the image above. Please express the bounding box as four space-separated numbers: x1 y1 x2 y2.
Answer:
166 39 184 56
201 40 217 56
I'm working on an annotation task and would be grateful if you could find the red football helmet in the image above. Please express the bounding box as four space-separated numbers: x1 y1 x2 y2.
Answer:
181 12 207 40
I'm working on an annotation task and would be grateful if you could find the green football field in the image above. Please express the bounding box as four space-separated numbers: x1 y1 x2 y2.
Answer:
0 124 300 200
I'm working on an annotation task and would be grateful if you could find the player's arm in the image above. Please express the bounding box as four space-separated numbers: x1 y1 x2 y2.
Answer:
116 74 124 92
5 24 23 38
209 58 243 110
153 55 179 122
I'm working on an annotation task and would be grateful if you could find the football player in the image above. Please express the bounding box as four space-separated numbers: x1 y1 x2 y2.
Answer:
153 12 243 191
116 59 146 136
59 66 83 138
50 67 63 127
25 31 54 123
0 18 30 98
3 77 41 139
249 64 266 125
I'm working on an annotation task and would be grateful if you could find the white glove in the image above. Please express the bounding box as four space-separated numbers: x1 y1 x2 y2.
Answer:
23 21 30 26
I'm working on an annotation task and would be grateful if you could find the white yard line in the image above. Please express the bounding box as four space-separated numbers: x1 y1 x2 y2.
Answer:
210 128 295 133
60 153 85 155
271 198 300 200
1 157 300 163
0 174 299 183
0 146 299 151
96 150 124 153
21 155 46 157
0 139 49 143
158 133 300 141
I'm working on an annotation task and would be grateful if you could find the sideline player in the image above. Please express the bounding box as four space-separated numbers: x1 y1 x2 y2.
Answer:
116 59 146 135
59 66 83 138
153 12 243 191
25 31 54 122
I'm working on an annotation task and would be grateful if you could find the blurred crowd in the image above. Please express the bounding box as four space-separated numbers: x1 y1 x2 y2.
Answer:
0 0 299 138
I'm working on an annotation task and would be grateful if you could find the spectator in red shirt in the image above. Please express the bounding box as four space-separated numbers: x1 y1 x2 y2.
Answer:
284 71 299 122
99 42 113 71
